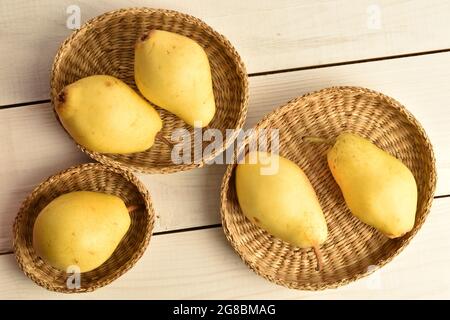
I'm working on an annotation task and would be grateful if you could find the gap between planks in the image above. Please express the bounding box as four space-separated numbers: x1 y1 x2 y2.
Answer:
1 194 449 257
1 47 450 110
0 223 223 256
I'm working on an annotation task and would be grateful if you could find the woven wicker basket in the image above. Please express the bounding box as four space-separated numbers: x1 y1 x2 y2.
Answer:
50 8 248 174
13 163 154 293
220 86 436 290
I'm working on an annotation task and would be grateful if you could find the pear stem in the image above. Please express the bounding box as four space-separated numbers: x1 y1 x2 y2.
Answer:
313 244 324 272
127 205 140 213
302 136 335 145
156 132 174 147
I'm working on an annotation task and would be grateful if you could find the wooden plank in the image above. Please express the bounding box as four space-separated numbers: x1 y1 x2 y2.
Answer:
1 0 450 105
0 106 225 251
0 196 448 299
1 52 450 253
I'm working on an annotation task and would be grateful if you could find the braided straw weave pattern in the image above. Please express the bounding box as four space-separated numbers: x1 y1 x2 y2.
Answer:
220 86 436 290
13 163 155 293
50 8 248 174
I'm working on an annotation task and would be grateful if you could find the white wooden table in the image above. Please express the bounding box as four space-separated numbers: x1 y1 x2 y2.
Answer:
1 0 449 299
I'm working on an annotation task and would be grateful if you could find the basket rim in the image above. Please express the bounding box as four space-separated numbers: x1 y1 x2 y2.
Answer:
50 7 249 174
12 162 155 293
220 85 437 290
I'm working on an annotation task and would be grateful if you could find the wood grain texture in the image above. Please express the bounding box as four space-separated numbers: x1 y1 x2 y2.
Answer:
0 196 448 299
1 0 450 105
1 52 449 253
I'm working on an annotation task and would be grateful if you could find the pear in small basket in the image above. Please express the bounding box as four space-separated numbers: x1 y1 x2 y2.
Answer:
135 30 215 127
235 151 328 270
33 191 131 272
326 133 418 238
55 75 162 154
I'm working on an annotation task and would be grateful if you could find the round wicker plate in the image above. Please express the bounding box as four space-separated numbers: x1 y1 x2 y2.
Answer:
50 8 248 174
220 86 436 290
13 163 155 293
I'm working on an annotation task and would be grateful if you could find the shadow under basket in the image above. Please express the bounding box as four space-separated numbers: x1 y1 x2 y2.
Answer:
13 163 155 293
220 86 436 290
50 7 248 174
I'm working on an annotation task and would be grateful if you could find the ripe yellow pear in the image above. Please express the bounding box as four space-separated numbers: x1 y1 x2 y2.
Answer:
235 151 328 269
55 75 162 154
327 133 417 238
135 30 215 127
33 191 131 272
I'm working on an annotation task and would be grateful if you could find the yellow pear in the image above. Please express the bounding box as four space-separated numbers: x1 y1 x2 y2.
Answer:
55 75 162 154
327 133 417 238
33 191 131 272
135 30 215 127
235 151 328 269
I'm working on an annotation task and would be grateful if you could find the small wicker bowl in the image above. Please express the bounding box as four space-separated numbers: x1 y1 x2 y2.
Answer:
13 163 154 293
220 86 436 290
50 8 248 174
